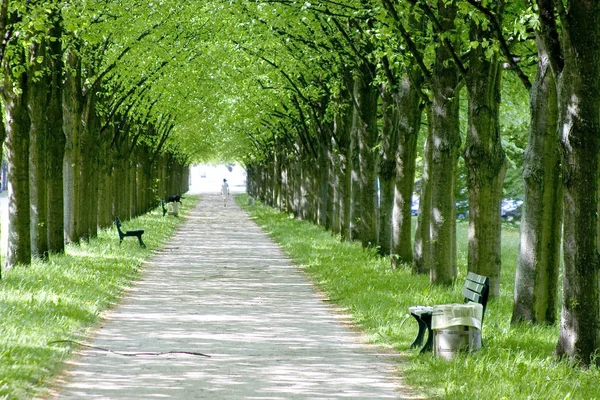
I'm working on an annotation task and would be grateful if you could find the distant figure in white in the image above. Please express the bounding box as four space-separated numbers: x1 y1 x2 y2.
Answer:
221 178 230 207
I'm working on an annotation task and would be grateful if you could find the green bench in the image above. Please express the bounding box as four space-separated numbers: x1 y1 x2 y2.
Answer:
115 217 146 248
408 272 490 353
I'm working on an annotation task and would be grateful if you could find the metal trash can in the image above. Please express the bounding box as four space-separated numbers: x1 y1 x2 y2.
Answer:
431 303 483 360
169 202 180 216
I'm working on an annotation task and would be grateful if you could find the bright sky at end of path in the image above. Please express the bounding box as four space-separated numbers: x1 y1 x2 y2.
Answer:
189 164 247 195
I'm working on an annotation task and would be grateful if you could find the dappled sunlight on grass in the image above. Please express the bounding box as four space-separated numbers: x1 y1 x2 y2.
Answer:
0 196 198 398
240 194 599 399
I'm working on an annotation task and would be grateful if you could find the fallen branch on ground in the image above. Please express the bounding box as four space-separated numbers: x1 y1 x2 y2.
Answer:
49 340 211 358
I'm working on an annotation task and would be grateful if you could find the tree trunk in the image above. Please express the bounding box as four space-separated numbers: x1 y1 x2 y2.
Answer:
512 41 561 324
299 157 310 220
0 105 4 178
413 113 433 274
391 71 423 266
317 129 330 228
136 151 144 216
326 135 335 230
379 84 398 257
46 16 65 254
0 104 5 184
335 71 354 241
341 116 354 242
429 0 461 284
80 95 99 238
27 40 49 259
62 47 83 243
273 146 281 210
0 109 4 273
463 25 507 296
350 106 361 241
555 3 600 365
2 56 32 269
356 62 380 248
330 144 341 234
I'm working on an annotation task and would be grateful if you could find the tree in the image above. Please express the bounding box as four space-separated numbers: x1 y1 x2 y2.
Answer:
512 36 561 325
2 4 32 269
45 7 65 254
465 0 563 324
534 0 600 366
383 0 462 283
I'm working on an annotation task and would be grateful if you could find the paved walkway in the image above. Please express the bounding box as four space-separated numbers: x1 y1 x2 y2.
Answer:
53 193 416 399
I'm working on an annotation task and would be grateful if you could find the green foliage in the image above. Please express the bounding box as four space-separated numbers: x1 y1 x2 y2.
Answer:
0 196 198 398
501 73 530 199
238 194 599 399
2 0 535 168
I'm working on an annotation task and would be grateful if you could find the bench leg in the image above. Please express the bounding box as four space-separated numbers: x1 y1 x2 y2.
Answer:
419 313 433 353
137 235 146 248
410 316 428 349
420 328 433 353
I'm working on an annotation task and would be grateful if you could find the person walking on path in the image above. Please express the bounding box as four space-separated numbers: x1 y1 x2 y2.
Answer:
221 178 230 207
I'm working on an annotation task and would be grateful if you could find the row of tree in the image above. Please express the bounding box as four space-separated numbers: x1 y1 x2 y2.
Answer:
0 2 193 273
233 1 600 366
0 0 597 368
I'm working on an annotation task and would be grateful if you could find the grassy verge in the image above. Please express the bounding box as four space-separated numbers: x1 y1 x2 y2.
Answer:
237 194 599 399
0 195 198 399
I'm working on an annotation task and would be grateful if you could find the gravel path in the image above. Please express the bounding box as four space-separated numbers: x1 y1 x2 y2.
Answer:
52 193 416 399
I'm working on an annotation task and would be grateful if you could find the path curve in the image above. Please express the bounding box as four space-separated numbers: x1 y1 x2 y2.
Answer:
53 194 416 399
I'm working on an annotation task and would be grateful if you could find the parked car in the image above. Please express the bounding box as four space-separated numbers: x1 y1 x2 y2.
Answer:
411 197 419 216
456 200 469 219
501 199 523 221
405 197 523 221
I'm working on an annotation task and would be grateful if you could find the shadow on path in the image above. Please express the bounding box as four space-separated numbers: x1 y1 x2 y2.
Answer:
52 194 417 399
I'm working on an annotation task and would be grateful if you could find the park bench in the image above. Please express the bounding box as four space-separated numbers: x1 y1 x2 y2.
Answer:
115 217 146 248
408 272 490 353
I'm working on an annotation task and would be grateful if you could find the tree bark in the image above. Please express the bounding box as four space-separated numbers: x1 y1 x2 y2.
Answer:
379 84 398 256
335 74 354 241
27 40 49 259
317 128 330 228
79 94 99 239
0 110 3 274
2 52 32 268
273 144 281 209
512 40 561 324
355 61 380 248
554 1 600 365
45 14 65 254
350 105 361 241
391 71 423 266
463 24 507 296
413 116 433 274
429 0 461 284
62 47 83 243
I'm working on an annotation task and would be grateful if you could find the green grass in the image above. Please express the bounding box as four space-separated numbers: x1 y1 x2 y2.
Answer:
237 194 599 400
0 196 198 399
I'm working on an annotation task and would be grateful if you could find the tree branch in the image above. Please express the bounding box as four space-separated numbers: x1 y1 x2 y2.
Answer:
407 0 468 77
466 0 532 90
535 0 563 75
381 0 433 81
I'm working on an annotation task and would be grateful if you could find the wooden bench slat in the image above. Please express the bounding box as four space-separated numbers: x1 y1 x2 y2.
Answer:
462 289 482 303
467 271 488 285
464 280 485 293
